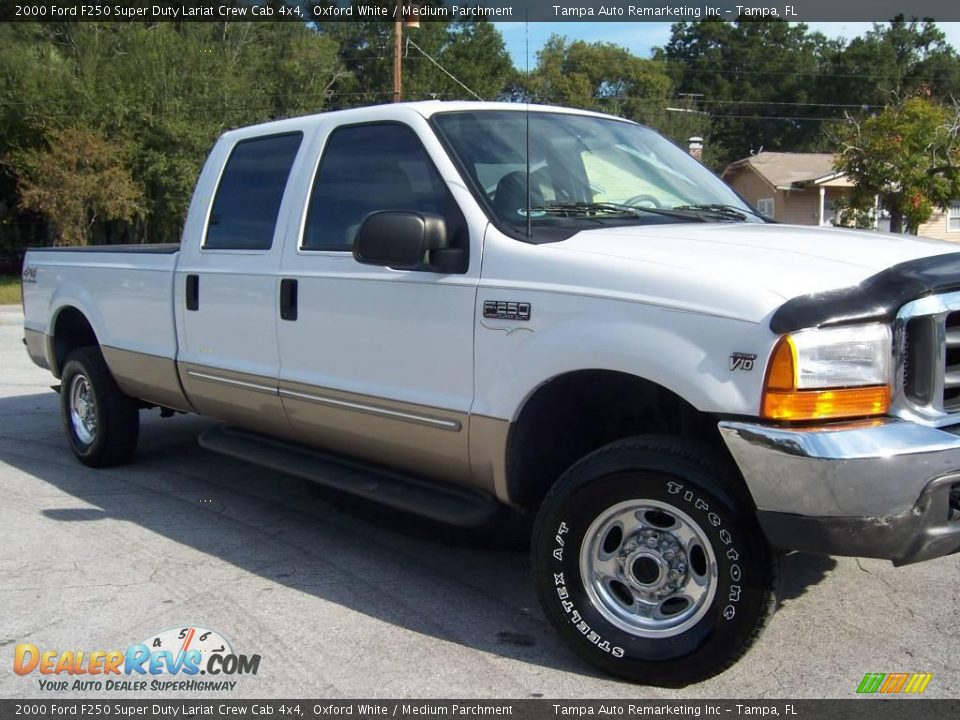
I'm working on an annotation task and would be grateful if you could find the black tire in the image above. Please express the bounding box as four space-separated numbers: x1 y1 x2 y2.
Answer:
532 435 776 687
60 346 140 467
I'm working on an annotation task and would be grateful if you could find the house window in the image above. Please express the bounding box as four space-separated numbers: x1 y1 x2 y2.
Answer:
949 200 960 232
756 197 775 218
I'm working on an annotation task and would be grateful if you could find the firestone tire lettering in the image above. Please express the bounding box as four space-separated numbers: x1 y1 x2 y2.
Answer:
531 435 776 686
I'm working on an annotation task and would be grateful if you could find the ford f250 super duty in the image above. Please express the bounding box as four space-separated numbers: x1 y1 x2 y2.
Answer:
21 101 960 685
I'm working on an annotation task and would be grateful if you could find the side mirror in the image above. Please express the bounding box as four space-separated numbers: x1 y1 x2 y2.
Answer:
354 211 448 270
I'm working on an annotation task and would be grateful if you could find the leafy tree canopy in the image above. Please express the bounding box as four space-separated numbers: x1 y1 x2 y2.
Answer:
656 16 960 166
834 95 960 233
318 13 515 103
8 126 140 246
0 21 346 244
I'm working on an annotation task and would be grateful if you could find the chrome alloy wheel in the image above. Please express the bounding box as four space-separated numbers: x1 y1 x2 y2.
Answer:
580 498 717 637
69 373 98 445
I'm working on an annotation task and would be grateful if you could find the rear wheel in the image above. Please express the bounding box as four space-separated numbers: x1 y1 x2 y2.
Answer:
60 346 140 467
532 435 775 686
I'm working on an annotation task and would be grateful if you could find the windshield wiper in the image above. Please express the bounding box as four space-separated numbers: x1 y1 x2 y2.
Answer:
671 203 768 222
533 202 707 222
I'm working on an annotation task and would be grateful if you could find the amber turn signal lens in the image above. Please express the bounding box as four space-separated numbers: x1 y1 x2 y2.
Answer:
765 336 796 390
761 385 891 421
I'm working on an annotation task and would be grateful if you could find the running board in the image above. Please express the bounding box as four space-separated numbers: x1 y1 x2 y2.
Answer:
198 426 500 527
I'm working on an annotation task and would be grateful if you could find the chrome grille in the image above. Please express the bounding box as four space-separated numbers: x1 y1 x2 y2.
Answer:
945 312 960 410
895 292 960 425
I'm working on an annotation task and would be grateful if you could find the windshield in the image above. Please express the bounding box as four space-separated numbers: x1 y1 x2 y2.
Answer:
432 110 764 240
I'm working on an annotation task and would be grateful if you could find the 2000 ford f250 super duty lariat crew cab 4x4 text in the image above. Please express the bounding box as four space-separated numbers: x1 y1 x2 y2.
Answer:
21 102 960 685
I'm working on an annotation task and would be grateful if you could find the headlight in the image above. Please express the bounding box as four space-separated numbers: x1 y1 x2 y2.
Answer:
761 324 892 421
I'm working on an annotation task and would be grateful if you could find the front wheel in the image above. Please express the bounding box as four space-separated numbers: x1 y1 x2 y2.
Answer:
532 436 775 686
60 346 140 467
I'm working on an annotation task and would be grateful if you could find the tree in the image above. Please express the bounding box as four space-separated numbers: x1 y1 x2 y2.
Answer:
525 35 730 165
531 35 672 119
0 22 346 244
427 20 516 101
8 126 141 246
833 95 960 233
658 18 836 165
318 14 514 104
655 17 960 169
821 17 960 109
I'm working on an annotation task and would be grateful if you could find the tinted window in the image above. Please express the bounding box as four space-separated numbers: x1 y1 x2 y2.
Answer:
205 132 303 250
303 124 458 252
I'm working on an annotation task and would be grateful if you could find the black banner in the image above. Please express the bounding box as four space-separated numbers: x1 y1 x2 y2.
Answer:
1 700 958 720
3 0 960 23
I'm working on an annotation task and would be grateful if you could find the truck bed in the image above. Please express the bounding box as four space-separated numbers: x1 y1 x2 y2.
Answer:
22 244 181 376
26 244 180 254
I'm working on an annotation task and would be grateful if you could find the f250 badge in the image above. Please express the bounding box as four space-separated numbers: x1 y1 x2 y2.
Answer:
483 300 531 321
729 352 757 371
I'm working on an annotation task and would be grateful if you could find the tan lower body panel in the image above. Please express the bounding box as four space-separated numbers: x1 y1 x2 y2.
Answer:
100 350 512 499
177 362 290 438
469 414 511 503
103 346 193 412
23 329 50 371
277 378 475 489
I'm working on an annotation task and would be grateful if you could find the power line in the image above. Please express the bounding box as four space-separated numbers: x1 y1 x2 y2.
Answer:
705 114 843 122
660 98 886 109
586 97 883 110
404 37 482 101
663 65 953 80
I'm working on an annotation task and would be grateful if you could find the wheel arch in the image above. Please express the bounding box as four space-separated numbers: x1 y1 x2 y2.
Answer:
503 369 748 510
50 305 100 378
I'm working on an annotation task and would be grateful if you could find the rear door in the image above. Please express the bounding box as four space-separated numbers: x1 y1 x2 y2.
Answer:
175 130 305 434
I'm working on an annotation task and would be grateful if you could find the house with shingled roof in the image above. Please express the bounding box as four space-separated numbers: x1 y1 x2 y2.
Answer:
721 152 853 227
721 151 960 240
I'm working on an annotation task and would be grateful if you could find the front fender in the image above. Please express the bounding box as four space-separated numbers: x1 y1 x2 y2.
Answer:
473 293 775 422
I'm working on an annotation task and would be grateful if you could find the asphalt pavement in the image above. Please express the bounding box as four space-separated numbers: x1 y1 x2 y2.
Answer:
1 305 958 699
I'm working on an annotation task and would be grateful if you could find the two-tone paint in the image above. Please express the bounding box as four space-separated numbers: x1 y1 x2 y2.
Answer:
21 101 960 510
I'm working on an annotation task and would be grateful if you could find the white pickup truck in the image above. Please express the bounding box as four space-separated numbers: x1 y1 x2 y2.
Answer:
21 101 960 685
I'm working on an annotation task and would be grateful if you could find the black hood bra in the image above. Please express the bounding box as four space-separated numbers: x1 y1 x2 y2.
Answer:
770 252 960 334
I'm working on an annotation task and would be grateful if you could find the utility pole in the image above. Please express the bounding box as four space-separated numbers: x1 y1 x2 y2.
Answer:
393 0 403 103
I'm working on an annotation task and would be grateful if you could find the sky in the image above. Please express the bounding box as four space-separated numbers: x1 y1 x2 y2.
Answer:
493 21 960 68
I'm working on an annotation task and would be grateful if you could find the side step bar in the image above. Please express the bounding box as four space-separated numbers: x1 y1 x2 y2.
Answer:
198 426 500 527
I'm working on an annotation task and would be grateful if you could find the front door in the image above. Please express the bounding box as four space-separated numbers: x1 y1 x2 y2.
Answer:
276 119 483 486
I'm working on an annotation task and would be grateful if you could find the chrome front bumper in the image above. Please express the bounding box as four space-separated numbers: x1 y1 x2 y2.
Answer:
719 418 960 565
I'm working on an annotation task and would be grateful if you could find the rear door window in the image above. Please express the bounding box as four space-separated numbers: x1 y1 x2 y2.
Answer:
205 132 303 250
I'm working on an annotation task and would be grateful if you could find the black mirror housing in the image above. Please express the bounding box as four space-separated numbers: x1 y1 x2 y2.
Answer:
354 211 448 269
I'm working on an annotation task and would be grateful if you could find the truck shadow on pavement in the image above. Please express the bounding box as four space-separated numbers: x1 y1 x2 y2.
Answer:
0 390 835 683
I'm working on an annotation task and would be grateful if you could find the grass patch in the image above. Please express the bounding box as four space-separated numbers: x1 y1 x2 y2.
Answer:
0 275 22 306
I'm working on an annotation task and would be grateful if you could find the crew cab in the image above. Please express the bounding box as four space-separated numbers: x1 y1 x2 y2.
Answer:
21 101 960 685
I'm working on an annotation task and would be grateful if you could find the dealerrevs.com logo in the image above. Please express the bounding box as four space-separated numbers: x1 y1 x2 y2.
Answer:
14 626 260 693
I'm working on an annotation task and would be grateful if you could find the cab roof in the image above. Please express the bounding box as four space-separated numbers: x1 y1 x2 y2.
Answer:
220 101 628 142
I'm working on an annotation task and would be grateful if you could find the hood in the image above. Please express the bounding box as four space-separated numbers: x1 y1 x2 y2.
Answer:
552 222 957 302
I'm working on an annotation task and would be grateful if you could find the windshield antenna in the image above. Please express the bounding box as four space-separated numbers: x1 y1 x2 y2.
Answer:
525 12 532 238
